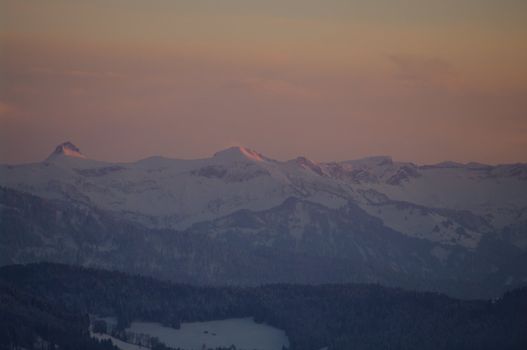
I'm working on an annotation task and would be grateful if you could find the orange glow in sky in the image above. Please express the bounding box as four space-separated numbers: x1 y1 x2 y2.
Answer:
1 0 526 164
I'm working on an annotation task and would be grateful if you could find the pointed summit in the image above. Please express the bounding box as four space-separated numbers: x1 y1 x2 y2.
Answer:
47 141 87 160
213 146 266 162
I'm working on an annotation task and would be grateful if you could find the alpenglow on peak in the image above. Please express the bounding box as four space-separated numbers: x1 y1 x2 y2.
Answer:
212 146 267 162
47 141 87 160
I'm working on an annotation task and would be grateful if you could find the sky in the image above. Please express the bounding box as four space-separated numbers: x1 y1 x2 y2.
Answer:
1 0 526 164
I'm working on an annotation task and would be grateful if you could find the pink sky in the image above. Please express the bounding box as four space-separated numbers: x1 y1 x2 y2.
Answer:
1 0 526 164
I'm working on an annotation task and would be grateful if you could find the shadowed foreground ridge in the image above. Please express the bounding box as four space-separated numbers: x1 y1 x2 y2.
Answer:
2 184 526 300
1 263 526 350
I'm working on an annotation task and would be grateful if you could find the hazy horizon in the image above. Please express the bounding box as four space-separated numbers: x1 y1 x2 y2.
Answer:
1 0 526 165
2 140 525 166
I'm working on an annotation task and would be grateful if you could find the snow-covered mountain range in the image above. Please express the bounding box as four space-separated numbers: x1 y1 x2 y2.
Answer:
1 142 526 297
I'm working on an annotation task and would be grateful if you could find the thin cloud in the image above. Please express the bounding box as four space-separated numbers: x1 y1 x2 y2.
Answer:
387 54 459 87
0 101 16 117
29 67 124 79
237 77 319 99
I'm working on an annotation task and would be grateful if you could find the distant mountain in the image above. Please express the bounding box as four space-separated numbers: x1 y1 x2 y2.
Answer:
1 142 526 297
47 141 87 160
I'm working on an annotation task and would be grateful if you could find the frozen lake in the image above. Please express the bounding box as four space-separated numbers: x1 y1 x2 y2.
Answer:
127 317 289 350
91 332 144 350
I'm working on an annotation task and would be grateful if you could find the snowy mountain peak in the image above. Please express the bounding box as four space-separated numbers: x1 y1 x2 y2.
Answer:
294 156 317 166
349 156 393 167
47 141 87 160
430 161 465 169
292 156 326 175
213 146 266 162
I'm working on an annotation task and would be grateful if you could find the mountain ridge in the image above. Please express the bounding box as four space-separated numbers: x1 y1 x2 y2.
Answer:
1 142 526 298
5 141 526 168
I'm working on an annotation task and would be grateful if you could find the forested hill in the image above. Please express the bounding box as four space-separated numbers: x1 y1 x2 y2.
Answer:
0 281 117 350
1 263 527 350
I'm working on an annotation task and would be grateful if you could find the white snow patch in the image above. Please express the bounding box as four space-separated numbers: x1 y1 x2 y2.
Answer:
126 318 289 350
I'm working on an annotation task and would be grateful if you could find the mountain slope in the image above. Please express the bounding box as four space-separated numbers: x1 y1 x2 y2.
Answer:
1 142 526 297
1 186 525 298
2 143 526 242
